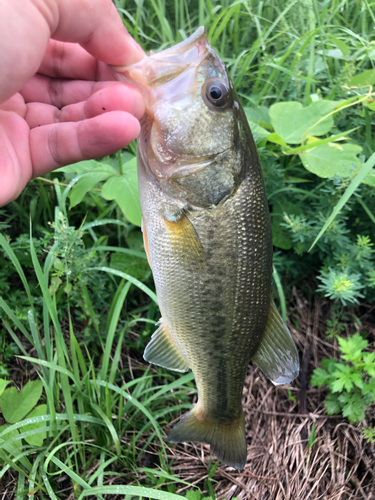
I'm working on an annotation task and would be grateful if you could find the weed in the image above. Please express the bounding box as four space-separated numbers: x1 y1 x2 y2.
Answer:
311 333 375 422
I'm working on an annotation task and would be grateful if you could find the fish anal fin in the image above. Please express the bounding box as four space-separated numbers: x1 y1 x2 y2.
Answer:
167 405 247 470
252 301 299 385
164 211 205 267
141 218 151 267
143 319 189 373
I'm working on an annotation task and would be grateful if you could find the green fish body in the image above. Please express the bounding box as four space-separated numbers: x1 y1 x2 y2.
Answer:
114 27 299 469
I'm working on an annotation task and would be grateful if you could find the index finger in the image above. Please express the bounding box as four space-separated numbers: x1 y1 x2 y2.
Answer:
0 0 144 104
51 0 145 66
38 40 116 81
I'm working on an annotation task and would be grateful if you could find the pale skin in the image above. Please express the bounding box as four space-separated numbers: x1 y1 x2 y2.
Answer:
0 0 146 207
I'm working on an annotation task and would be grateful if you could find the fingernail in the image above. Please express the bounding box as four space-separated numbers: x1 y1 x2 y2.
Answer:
127 35 146 64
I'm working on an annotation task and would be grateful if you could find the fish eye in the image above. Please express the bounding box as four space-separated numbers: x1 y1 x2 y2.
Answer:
204 80 229 108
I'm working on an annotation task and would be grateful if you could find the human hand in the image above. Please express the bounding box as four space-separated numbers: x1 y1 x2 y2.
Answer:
0 0 145 207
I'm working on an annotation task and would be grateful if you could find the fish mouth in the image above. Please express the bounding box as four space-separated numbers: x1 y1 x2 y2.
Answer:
112 27 209 87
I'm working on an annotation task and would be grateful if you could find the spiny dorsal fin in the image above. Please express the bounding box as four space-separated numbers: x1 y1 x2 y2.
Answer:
164 211 205 269
252 301 299 385
143 319 190 373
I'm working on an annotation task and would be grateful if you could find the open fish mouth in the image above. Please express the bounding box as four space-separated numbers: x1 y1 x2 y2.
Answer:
112 27 209 88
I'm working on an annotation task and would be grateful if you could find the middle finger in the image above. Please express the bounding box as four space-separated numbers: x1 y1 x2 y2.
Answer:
20 74 135 109
25 84 145 128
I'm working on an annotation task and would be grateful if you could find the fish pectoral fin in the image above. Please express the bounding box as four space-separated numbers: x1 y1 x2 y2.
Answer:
251 301 299 385
143 319 190 373
141 218 151 267
167 406 247 470
164 210 205 268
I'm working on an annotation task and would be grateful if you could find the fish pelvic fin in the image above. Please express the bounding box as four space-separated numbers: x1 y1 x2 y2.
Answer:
252 301 299 385
167 406 247 470
143 319 190 373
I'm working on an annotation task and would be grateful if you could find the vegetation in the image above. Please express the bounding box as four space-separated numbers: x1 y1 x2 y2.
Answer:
1 0 375 498
311 333 375 423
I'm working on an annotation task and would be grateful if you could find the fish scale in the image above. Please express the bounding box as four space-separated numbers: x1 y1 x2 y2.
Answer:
113 26 299 469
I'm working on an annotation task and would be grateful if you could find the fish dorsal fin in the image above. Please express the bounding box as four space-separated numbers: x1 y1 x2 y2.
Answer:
252 302 299 385
144 319 190 373
164 211 205 268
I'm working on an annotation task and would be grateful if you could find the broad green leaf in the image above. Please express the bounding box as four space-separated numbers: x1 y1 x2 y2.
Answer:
362 170 375 187
70 170 114 208
22 404 47 446
110 253 151 282
321 358 339 373
269 100 339 144
324 393 341 415
325 49 345 59
56 160 99 174
328 36 350 57
332 365 354 392
267 133 288 148
338 333 368 362
101 158 142 227
340 393 366 422
363 352 375 377
245 106 271 128
348 69 375 87
310 367 331 388
0 380 43 423
299 143 362 178
0 379 9 398
271 221 292 250
248 121 271 140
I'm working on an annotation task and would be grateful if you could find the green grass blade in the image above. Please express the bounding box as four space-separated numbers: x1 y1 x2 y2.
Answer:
357 197 375 224
91 403 121 457
1 316 32 354
89 245 147 259
101 281 131 381
0 233 34 308
109 326 127 386
48 456 91 491
94 380 166 454
273 266 287 322
78 485 186 500
81 219 127 232
89 266 157 303
28 223 70 363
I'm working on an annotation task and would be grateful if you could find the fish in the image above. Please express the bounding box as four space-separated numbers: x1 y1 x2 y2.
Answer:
113 27 299 470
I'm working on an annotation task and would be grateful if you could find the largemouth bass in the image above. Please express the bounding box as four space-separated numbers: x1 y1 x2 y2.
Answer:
114 27 299 470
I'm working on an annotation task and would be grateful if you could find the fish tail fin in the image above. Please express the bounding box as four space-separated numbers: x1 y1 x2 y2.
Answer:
167 406 247 469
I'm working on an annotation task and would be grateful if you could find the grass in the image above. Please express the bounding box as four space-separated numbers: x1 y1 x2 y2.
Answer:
1 0 375 498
